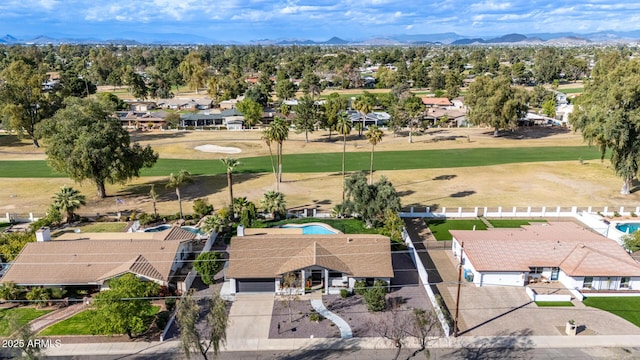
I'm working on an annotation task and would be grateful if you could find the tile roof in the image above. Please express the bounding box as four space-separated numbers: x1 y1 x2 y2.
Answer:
1 237 187 286
226 234 393 279
450 222 640 276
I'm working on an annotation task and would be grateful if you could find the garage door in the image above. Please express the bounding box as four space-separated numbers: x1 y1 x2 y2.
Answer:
237 278 275 292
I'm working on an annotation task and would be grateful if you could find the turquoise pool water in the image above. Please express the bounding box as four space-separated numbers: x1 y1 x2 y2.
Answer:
144 225 202 234
615 223 640 234
280 224 338 235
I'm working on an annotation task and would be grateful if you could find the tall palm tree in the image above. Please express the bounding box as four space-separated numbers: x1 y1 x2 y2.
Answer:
260 191 287 221
52 185 86 223
261 128 278 188
335 112 352 202
166 169 193 219
365 125 384 185
220 158 240 207
353 96 372 137
149 184 159 220
266 117 289 188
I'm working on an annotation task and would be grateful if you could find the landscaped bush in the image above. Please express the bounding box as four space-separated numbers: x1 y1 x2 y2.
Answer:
128 211 138 221
435 294 453 330
193 198 214 218
138 213 156 226
340 289 350 298
353 280 367 296
165 298 176 313
49 287 67 300
309 311 324 322
155 310 171 330
362 280 388 312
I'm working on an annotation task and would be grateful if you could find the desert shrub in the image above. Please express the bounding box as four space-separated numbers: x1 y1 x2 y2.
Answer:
340 289 349 298
309 312 324 322
353 280 367 296
362 280 388 312
193 198 214 218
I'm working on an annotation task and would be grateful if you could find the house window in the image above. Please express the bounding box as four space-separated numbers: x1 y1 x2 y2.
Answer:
529 267 543 274
328 271 342 278
583 276 593 289
621 277 630 289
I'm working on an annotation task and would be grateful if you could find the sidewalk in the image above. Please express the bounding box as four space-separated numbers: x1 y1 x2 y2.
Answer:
29 302 87 333
40 334 640 357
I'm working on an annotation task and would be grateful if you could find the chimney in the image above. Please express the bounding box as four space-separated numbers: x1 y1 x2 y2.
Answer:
36 227 51 242
237 224 245 237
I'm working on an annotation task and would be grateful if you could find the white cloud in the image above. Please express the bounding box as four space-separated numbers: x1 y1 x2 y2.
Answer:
470 1 512 11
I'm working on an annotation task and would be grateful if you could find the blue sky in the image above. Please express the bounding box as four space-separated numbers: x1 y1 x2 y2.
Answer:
2 0 640 41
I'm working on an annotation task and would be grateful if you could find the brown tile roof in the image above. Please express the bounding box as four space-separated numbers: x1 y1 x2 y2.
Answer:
450 222 640 276
1 239 185 286
421 97 452 106
226 234 393 279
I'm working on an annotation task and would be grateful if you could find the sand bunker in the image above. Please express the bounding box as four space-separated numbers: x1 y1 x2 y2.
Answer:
194 144 242 154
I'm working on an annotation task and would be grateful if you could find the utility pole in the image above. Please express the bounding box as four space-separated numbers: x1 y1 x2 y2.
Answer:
454 241 464 337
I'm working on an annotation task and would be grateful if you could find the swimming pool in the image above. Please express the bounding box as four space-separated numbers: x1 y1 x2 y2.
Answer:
280 224 339 235
615 222 640 234
143 225 203 234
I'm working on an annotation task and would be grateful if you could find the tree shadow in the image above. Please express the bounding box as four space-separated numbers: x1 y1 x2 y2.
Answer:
276 339 363 360
490 126 571 140
433 174 457 181
116 173 262 204
450 190 476 198
449 329 535 360
458 301 533 336
130 131 188 143
397 190 415 197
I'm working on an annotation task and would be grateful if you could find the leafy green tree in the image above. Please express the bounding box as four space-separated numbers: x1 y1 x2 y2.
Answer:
335 112 352 202
365 125 384 185
123 70 148 99
164 112 180 129
352 93 375 137
236 98 262 129
177 290 228 360
363 280 387 312
466 76 528 136
194 252 224 286
622 231 640 253
260 191 287 220
0 60 60 148
193 198 214 218
570 52 640 194
402 95 424 144
530 85 554 108
275 72 296 101
323 93 348 140
294 95 317 143
52 185 86 223
96 92 128 110
542 99 557 118
220 158 240 208
91 273 159 339
0 232 35 262
381 209 404 244
178 52 206 94
344 172 401 228
534 47 563 84
37 97 158 198
244 83 270 106
166 170 193 219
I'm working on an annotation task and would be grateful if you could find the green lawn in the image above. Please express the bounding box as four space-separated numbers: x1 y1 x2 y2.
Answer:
39 305 160 336
426 219 487 241
560 88 584 94
488 219 547 228
76 222 128 233
0 146 604 178
0 307 53 336
535 301 574 307
583 297 640 327
255 217 379 234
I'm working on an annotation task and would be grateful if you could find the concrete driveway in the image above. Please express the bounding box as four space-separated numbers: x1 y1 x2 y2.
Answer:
225 293 275 350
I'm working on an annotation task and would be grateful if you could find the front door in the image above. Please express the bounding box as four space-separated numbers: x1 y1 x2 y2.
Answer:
311 270 323 286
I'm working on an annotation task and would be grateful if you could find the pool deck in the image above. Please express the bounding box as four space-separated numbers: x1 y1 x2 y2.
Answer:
244 223 343 236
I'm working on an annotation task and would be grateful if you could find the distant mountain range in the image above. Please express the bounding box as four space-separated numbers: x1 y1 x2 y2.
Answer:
2 30 640 46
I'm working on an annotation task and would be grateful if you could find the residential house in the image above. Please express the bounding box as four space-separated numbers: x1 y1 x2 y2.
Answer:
450 222 640 295
421 97 453 108
1 226 197 290
125 100 157 112
117 111 168 129
346 110 390 127
157 98 212 110
225 232 393 295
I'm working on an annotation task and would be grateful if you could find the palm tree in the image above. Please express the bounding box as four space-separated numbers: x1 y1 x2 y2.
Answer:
201 213 228 234
266 117 289 189
353 96 372 137
149 184 159 220
233 197 257 227
52 186 86 223
365 125 384 185
260 191 287 221
261 128 278 188
220 158 240 208
166 170 193 219
335 112 352 202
